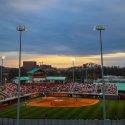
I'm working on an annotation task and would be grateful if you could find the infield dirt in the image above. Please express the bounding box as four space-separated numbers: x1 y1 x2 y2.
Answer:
26 97 99 107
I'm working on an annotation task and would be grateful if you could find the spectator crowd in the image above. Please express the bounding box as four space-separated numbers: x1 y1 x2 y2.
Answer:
0 82 117 101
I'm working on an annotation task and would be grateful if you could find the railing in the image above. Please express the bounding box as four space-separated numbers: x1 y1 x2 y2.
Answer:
0 118 125 125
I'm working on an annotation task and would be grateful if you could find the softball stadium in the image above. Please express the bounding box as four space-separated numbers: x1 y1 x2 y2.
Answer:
0 68 125 125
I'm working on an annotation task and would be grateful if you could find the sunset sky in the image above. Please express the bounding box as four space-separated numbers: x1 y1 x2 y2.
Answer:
1 0 125 68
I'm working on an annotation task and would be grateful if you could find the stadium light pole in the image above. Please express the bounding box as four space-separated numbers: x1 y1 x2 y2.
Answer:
95 25 106 124
72 58 75 82
83 64 88 83
16 25 25 125
85 64 88 82
1 56 5 85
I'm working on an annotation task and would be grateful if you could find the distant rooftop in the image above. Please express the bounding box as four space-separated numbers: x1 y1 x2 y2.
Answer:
27 67 41 74
14 77 32 81
47 76 66 81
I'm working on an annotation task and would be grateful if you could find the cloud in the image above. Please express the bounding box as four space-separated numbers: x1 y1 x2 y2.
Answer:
2 51 125 68
0 51 99 68
1 0 125 59
106 1 125 13
7 0 58 11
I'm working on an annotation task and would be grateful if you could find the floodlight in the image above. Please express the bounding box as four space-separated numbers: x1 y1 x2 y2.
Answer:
17 25 25 31
96 25 105 30
1 56 5 60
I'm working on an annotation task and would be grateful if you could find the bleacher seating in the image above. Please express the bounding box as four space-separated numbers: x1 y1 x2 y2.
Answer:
0 82 118 101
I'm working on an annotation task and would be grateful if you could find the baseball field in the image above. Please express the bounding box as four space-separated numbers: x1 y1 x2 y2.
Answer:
0 97 125 120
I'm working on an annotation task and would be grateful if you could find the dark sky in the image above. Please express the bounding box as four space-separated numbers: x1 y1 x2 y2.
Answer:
0 0 125 67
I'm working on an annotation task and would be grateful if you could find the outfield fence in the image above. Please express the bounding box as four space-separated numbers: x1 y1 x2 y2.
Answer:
0 118 125 125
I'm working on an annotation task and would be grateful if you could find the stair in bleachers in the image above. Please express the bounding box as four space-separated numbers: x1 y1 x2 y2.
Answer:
70 83 77 92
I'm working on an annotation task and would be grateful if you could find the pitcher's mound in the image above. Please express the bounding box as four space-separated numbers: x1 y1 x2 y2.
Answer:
27 97 99 107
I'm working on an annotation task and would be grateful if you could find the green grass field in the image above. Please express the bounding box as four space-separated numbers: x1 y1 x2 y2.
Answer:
0 99 125 120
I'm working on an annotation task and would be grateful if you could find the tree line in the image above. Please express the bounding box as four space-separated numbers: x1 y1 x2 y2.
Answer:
1 63 125 83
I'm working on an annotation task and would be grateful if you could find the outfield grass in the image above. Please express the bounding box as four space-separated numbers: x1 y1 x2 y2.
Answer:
0 99 125 119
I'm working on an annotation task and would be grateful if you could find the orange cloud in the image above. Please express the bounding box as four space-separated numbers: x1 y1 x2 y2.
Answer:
2 52 125 68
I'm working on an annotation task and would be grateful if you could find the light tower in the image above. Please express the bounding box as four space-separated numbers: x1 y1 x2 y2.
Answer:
95 24 106 125
16 25 26 125
72 58 75 82
1 56 5 85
